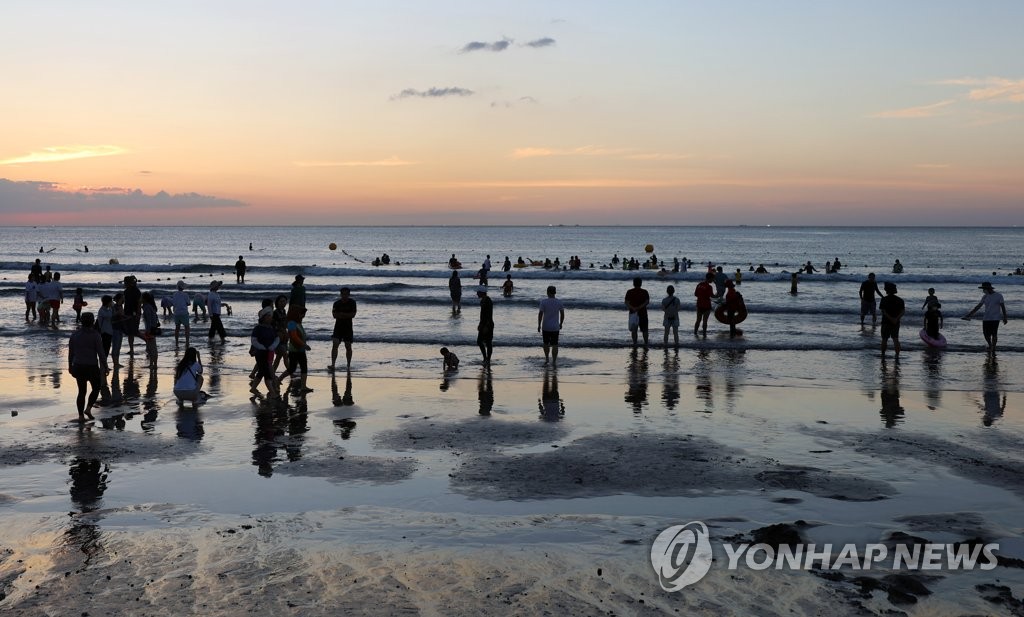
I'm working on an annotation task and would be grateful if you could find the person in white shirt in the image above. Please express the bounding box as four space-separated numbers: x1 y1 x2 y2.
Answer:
24 274 38 321
206 281 226 341
173 347 204 407
537 285 565 365
963 281 1008 353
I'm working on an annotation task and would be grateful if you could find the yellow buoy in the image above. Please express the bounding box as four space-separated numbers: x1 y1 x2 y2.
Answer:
328 242 337 251
644 244 654 253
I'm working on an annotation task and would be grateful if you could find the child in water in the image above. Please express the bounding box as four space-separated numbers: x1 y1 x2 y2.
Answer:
72 288 86 323
502 275 513 298
922 288 939 310
440 347 459 370
924 303 943 339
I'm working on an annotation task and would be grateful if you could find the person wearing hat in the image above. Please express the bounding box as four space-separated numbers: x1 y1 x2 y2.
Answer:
477 285 493 364
290 275 306 312
171 280 191 347
206 280 226 342
879 282 905 358
963 282 1008 353
330 287 357 371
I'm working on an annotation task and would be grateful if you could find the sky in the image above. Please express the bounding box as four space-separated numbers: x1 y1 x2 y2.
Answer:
1 0 1022 226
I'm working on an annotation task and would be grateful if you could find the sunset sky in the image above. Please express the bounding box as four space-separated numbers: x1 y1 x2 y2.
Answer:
1 1 1022 225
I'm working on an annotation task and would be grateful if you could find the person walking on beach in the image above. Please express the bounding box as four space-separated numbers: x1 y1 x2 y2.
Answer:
249 308 279 398
68 312 107 422
171 281 191 347
477 286 494 364
96 295 114 363
625 277 650 348
279 306 313 394
24 274 38 321
272 294 290 374
724 280 743 338
71 288 86 323
449 270 462 314
206 281 227 342
661 285 681 348
963 282 1008 353
694 273 714 336
235 256 247 284
879 282 905 358
123 276 142 355
289 275 306 310
141 292 160 368
538 285 564 365
330 287 357 371
859 273 884 326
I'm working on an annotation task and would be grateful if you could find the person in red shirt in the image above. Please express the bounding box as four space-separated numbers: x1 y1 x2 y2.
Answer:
624 277 650 348
694 272 715 336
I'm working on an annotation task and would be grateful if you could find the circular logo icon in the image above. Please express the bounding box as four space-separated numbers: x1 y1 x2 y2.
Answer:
651 521 713 591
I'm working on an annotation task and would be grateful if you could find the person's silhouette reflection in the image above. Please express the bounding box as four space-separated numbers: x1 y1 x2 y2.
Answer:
922 349 943 410
693 348 713 412
980 355 1006 426
661 349 680 412
538 368 565 421
331 372 355 407
624 348 649 414
65 457 109 565
879 358 904 428
478 368 494 416
175 406 204 441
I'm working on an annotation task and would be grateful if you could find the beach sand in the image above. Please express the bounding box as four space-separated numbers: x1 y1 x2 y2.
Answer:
2 345 1023 616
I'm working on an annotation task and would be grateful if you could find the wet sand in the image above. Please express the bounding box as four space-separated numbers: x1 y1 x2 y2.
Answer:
2 346 1024 616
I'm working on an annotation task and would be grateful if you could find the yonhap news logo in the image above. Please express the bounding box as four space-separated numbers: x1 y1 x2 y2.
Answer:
651 521 1001 591
650 522 714 591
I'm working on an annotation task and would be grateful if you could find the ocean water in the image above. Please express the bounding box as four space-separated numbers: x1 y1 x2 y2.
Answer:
1 226 1022 386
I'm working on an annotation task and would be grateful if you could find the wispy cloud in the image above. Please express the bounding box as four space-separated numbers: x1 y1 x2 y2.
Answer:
460 38 512 53
870 100 955 119
935 77 1024 103
0 178 245 213
525 37 556 48
430 179 680 189
491 96 539 108
512 146 689 161
391 87 474 100
0 145 128 166
293 156 417 168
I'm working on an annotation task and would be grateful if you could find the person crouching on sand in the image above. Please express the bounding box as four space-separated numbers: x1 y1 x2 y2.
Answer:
440 347 460 370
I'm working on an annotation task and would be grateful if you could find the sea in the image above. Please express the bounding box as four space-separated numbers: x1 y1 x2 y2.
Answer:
2 225 1023 391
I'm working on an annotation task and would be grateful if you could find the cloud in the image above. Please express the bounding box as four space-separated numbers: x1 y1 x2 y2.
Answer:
935 77 1024 103
0 178 246 214
0 145 128 166
511 146 688 161
870 99 955 119
460 38 512 53
429 179 680 189
293 156 417 168
525 37 556 48
391 87 474 100
490 96 539 108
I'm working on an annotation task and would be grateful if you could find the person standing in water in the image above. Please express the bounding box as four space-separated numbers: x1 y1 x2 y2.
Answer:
449 270 462 314
330 287 357 371
625 277 650 348
661 285 681 348
963 282 1008 353
879 282 905 358
693 273 714 336
235 256 247 284
477 286 493 364
859 273 883 326
68 312 108 422
538 286 564 365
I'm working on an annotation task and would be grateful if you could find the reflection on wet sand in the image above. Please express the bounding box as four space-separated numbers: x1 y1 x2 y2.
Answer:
661 349 680 412
175 406 204 441
64 452 109 566
624 348 649 414
922 349 943 409
980 355 1006 427
251 397 309 477
478 368 494 416
879 358 904 428
694 348 713 412
538 368 564 421
720 348 746 411
331 372 355 407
